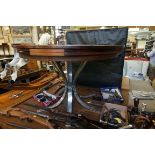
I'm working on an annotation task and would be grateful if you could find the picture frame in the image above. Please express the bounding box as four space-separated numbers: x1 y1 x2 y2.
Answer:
11 26 32 37
13 37 32 43
11 26 32 43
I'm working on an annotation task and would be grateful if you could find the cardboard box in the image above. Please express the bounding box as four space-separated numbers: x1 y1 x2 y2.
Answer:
0 39 4 44
153 79 155 90
4 36 9 43
121 76 130 105
100 103 128 123
128 79 155 112
7 34 12 37
2 26 10 35
0 50 4 55
8 36 13 43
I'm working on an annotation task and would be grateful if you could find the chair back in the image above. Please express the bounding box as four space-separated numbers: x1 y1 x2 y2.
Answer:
66 28 128 88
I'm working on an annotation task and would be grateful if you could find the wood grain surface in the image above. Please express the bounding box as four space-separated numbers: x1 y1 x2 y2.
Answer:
0 72 61 113
12 44 123 61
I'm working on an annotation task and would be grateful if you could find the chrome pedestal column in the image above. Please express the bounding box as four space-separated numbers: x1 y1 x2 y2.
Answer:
66 62 73 113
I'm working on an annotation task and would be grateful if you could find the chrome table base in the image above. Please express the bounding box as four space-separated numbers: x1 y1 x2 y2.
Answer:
51 61 100 113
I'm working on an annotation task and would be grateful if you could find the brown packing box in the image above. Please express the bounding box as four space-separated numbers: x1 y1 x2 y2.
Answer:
129 79 155 112
121 76 130 105
4 36 9 43
0 39 4 44
8 36 13 43
153 79 155 90
2 27 11 35
100 103 128 122
7 34 12 37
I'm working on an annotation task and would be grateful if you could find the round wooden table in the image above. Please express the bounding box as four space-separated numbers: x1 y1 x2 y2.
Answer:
12 44 123 113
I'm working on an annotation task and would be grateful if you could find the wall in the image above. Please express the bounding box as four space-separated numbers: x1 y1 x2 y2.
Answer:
0 26 14 55
0 26 39 56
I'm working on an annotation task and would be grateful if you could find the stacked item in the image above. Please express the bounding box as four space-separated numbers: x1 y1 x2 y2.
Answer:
123 58 149 80
33 90 60 107
128 79 155 113
130 90 155 100
100 87 124 104
145 37 155 51
100 103 128 128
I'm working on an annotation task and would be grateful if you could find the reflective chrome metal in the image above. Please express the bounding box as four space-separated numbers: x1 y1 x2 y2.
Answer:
49 61 67 109
52 61 67 83
51 60 100 112
73 61 100 112
48 85 67 109
66 62 73 113
73 61 87 84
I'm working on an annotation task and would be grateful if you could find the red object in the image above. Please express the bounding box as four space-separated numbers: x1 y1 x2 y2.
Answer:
33 93 60 107
124 57 149 61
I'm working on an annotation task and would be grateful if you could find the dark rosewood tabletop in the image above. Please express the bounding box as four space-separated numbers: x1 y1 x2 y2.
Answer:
12 44 123 61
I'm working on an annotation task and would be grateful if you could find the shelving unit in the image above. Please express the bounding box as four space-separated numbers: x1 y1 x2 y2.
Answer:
145 37 155 51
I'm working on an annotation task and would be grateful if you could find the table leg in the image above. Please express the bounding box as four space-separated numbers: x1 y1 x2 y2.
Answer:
49 61 67 109
66 62 73 113
52 61 101 113
52 61 74 113
73 61 100 112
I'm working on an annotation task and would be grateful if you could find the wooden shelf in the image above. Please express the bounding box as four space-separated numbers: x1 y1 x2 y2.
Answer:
12 35 32 38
